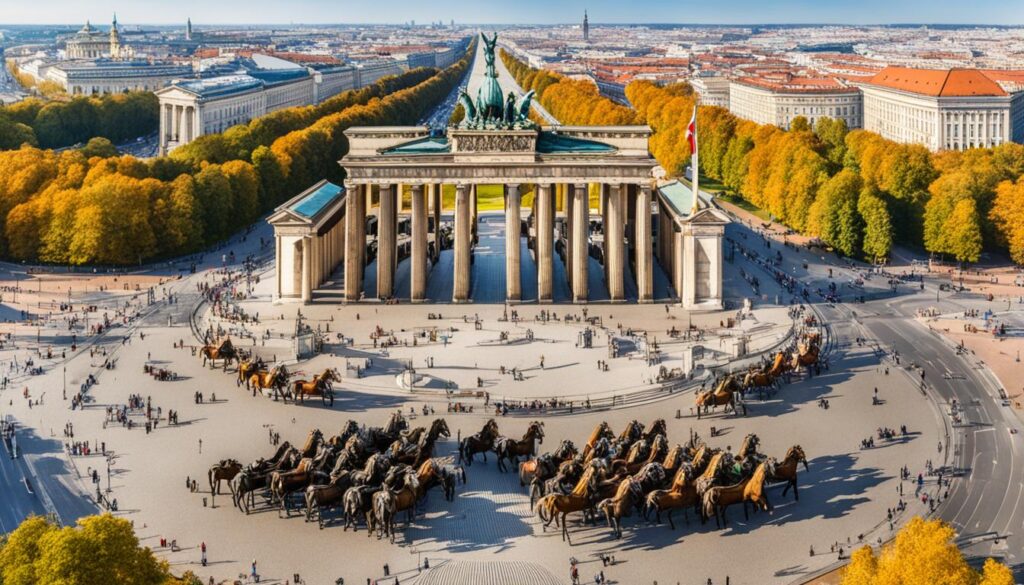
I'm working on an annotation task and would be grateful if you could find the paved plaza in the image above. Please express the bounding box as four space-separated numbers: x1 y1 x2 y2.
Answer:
0 210 958 585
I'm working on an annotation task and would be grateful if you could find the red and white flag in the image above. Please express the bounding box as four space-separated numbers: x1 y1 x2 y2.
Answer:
685 106 697 154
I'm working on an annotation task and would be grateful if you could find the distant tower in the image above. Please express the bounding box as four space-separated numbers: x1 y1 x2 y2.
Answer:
109 13 122 58
583 10 590 42
186 17 192 41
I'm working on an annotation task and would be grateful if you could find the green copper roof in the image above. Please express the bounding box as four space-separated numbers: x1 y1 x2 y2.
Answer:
381 136 451 155
536 132 616 154
290 181 344 219
658 180 696 218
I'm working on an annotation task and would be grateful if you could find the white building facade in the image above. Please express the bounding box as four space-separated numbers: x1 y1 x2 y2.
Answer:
691 76 731 109
729 79 862 130
860 67 1024 151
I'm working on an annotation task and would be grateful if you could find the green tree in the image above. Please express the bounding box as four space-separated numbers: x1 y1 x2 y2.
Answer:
841 517 988 585
789 116 811 133
0 115 38 150
858 187 893 263
0 515 57 585
80 137 117 159
818 169 863 257
34 514 168 585
943 198 983 264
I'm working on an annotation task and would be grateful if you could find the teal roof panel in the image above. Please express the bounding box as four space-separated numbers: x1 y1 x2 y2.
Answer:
658 180 695 218
381 136 450 155
290 181 344 219
537 131 616 154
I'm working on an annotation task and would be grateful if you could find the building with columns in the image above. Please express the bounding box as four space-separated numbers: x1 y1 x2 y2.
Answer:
267 32 726 308
860 66 1024 151
729 75 862 131
48 60 193 95
267 125 727 308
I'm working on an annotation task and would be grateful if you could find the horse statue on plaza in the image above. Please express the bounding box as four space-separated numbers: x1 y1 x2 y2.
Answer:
208 459 243 496
292 368 340 405
768 445 809 501
695 375 745 418
458 418 499 466
494 421 544 472
702 459 776 528
249 365 291 401
201 338 237 370
237 356 265 386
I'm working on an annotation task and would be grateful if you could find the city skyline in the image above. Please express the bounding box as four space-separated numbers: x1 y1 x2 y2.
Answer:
2 0 1024 26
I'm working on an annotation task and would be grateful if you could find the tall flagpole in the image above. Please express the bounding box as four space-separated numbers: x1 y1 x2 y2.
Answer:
691 104 700 216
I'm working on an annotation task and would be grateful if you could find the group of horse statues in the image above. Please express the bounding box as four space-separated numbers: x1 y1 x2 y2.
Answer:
206 413 460 542
520 419 808 543
199 338 339 405
694 329 823 419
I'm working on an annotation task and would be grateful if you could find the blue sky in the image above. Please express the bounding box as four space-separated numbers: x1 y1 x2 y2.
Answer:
3 0 1023 25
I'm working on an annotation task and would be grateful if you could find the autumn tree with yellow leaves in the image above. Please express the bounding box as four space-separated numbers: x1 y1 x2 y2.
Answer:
842 517 1013 585
0 42 474 265
0 514 175 585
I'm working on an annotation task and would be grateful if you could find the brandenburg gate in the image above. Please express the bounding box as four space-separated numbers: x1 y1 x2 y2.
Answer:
268 32 727 308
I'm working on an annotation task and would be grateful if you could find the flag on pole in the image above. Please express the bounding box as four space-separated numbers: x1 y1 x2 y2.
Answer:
685 106 697 154
686 105 699 215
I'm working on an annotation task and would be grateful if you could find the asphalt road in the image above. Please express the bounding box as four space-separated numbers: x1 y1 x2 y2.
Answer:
723 211 1024 575
0 440 48 534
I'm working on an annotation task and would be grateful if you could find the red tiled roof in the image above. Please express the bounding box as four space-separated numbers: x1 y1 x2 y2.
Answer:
865 66 1008 97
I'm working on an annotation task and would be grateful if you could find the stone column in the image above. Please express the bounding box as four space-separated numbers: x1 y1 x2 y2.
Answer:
536 184 554 302
606 184 625 301
470 185 479 242
301 236 312 304
274 235 282 299
172 105 181 142
377 184 396 298
600 185 609 281
674 231 685 303
411 184 428 302
636 184 654 302
505 183 522 301
571 183 589 303
184 107 194 143
565 184 574 279
709 234 723 307
344 182 364 302
159 104 170 152
432 184 442 261
454 184 472 302
682 232 697 308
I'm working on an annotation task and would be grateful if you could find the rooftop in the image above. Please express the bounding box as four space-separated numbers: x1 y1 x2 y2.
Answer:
169 74 263 98
657 180 697 219
381 136 451 155
536 131 617 154
864 66 1012 97
289 180 345 219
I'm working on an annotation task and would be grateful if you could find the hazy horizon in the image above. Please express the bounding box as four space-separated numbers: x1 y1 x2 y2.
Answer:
2 0 1023 27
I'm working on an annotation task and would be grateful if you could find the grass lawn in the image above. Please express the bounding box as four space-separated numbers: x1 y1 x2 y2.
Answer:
400 184 601 213
689 174 773 222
